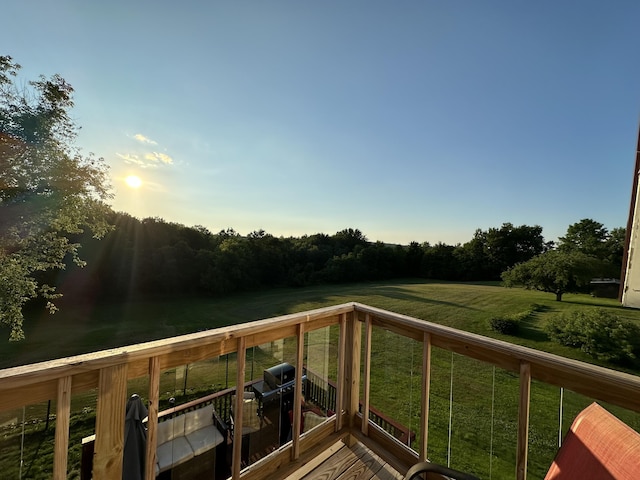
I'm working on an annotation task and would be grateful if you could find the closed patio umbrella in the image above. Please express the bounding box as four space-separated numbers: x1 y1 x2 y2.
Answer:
123 394 148 480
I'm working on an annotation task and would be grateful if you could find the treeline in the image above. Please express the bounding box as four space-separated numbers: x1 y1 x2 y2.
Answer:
52 213 624 300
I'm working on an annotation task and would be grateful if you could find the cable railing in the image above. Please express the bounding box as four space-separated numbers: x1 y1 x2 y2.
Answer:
0 302 639 480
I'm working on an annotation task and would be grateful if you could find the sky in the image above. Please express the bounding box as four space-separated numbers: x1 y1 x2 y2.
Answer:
2 1 639 245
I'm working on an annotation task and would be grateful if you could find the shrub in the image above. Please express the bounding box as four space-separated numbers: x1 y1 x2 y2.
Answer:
545 309 640 364
489 304 543 335
489 315 520 335
530 303 545 313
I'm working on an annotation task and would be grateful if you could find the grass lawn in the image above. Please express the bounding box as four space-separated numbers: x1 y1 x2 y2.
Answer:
1 279 639 479
1 279 635 369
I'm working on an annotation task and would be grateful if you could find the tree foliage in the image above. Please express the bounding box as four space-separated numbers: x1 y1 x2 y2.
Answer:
455 223 547 280
604 226 626 269
501 250 601 301
558 218 609 258
557 219 624 278
0 56 112 340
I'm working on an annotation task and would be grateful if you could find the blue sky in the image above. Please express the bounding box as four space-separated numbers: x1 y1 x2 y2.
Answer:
3 1 639 245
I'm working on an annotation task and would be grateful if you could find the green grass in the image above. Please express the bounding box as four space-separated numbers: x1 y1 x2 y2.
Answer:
1 279 639 479
1 279 634 368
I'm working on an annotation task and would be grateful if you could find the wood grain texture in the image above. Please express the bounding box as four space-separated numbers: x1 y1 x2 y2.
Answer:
336 313 347 432
292 322 305 460
93 364 128 480
53 376 72 480
232 336 247 480
145 356 160 480
362 314 372 436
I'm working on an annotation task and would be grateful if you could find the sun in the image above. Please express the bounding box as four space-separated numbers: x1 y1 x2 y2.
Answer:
124 175 142 188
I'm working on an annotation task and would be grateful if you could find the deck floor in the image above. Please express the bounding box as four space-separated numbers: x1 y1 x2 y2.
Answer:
278 441 404 480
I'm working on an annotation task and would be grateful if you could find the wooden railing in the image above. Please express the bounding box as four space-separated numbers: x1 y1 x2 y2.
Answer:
1 302 640 480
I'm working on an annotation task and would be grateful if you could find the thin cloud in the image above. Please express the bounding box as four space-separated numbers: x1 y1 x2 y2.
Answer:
120 134 174 167
116 152 158 168
133 133 158 145
144 151 174 165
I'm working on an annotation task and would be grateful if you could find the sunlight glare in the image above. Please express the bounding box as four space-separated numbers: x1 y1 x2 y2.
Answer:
125 175 142 188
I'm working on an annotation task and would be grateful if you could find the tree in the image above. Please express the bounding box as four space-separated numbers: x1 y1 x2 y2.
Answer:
603 227 625 271
405 241 423 277
422 242 460 280
332 228 368 256
558 219 625 277
459 223 547 280
558 219 609 259
484 223 546 271
501 250 601 301
0 56 112 340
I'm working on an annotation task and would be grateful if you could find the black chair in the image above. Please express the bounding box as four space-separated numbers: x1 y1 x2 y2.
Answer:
404 461 480 480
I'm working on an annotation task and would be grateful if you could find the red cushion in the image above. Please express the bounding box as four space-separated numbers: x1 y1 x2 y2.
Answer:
545 403 640 480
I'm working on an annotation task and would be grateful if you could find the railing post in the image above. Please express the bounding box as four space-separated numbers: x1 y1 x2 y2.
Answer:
292 322 305 459
362 314 372 436
93 363 128 480
145 357 160 480
343 309 362 444
336 313 347 432
53 375 72 480
232 337 246 480
517 361 531 480
420 332 432 461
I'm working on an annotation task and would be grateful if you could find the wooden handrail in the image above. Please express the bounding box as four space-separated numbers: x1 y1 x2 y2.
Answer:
3 302 640 413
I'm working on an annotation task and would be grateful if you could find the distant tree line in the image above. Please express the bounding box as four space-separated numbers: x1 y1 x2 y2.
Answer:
51 214 624 301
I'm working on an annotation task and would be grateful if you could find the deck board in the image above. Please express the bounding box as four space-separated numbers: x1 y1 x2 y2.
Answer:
349 443 404 480
291 440 403 480
301 443 359 480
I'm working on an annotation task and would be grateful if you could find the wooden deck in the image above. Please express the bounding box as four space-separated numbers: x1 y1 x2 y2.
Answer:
277 440 404 480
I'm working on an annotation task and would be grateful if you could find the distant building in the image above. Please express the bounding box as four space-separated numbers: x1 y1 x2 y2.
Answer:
590 278 621 298
621 125 640 308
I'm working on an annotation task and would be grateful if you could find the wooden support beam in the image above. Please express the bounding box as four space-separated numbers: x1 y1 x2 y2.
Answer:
145 357 160 480
53 375 72 480
362 314 372 436
344 312 362 446
292 323 305 459
517 362 531 480
335 313 347 432
93 364 128 480
232 337 246 480
420 332 432 461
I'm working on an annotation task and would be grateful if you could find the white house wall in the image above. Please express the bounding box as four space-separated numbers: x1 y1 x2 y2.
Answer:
622 178 640 308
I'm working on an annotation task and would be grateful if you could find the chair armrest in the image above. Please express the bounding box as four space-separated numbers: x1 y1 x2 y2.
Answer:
405 461 479 480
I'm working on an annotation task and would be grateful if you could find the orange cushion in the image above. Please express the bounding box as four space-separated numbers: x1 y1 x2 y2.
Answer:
545 403 640 480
